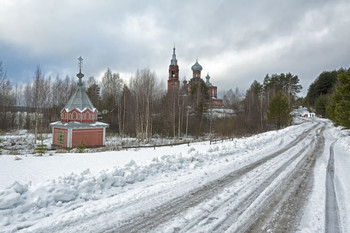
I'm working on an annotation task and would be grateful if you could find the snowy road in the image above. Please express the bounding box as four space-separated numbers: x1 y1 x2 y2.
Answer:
116 123 323 233
109 122 326 233
0 117 349 233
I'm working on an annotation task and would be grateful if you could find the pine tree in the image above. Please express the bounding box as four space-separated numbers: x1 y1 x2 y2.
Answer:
267 91 291 129
330 69 350 127
315 95 331 117
34 135 49 156
77 140 86 153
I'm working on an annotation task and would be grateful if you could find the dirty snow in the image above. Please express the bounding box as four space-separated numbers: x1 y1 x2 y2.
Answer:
0 117 349 233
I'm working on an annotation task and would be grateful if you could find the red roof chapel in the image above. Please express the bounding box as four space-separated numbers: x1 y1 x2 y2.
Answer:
50 57 109 148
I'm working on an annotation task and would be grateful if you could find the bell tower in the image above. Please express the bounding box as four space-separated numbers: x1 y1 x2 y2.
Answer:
168 46 180 92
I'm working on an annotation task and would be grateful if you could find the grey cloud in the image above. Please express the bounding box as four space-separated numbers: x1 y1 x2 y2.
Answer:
0 0 349 96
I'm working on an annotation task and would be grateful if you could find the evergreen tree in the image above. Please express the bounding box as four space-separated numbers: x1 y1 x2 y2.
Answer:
263 73 302 106
34 135 49 156
315 95 331 117
305 69 343 107
267 91 291 129
329 69 350 127
189 82 210 136
86 83 100 109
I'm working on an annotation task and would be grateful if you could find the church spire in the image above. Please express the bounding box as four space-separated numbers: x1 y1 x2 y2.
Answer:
170 46 177 66
76 56 84 87
168 46 179 92
206 72 212 86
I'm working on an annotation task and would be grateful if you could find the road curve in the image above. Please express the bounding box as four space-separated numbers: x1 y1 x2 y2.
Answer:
110 123 325 233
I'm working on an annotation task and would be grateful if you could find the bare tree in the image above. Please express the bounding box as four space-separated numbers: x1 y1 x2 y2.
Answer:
24 82 33 129
120 84 134 136
52 75 63 107
31 66 51 142
223 88 242 110
0 62 15 130
130 68 158 141
101 69 123 107
243 80 263 133
87 76 97 88
33 66 42 142
62 75 76 104
101 68 123 132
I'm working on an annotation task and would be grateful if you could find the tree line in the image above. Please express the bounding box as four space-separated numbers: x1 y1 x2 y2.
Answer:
217 73 302 135
0 61 304 140
304 67 350 128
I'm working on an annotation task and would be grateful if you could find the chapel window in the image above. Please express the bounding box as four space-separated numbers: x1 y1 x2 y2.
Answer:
57 131 65 145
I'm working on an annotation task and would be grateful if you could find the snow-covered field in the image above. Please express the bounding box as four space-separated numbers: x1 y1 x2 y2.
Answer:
0 117 349 232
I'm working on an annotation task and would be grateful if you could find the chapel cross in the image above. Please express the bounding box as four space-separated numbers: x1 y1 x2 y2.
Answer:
77 56 84 86
78 56 83 72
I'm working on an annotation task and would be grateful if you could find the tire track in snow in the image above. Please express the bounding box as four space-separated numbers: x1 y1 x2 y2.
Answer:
109 123 321 233
182 138 312 233
325 140 341 233
237 125 326 233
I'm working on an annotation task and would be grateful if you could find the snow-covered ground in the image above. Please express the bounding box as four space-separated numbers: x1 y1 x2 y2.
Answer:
0 117 349 232
0 130 200 156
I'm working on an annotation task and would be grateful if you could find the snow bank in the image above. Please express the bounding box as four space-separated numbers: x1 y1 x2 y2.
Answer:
329 121 350 233
327 119 350 152
0 154 204 230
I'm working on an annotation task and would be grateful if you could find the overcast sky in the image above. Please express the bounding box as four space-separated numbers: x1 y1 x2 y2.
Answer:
1 0 350 96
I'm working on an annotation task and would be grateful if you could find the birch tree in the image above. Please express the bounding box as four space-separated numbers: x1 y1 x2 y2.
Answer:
101 68 123 131
33 66 42 143
130 68 157 141
31 66 51 142
0 62 15 130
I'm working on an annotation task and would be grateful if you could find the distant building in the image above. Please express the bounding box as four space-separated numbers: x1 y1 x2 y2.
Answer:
167 47 223 108
168 46 180 92
50 57 109 148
